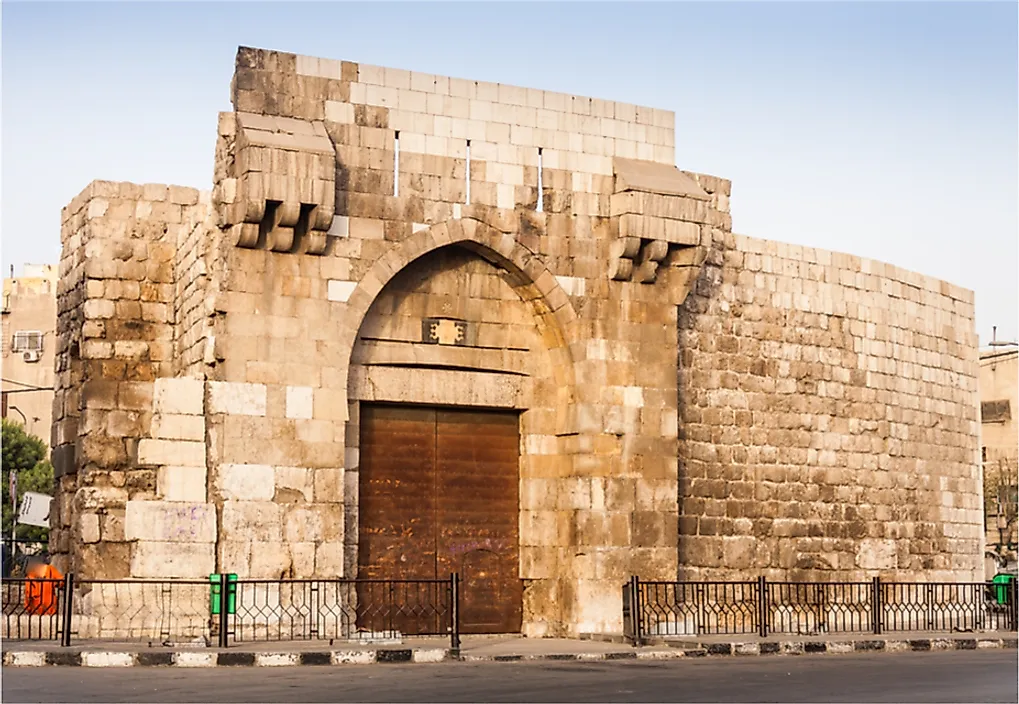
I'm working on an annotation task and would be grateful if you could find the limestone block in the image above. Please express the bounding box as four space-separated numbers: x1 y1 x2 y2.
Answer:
137 439 206 467
315 541 345 577
286 386 314 419
313 467 344 503
249 542 293 578
208 381 267 416
153 378 204 415
151 413 206 441
327 280 357 302
217 463 275 501
131 541 215 578
856 538 897 569
284 506 324 543
275 466 313 503
124 500 216 543
157 466 207 502
222 501 283 542
79 512 101 543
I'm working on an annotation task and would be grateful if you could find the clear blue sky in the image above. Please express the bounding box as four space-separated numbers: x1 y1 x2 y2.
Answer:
2 2 1016 343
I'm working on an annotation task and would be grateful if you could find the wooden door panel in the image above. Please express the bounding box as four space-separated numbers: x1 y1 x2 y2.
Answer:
358 404 522 635
435 409 522 633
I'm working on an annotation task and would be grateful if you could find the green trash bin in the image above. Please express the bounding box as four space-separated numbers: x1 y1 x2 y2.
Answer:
210 573 238 615
991 573 1015 606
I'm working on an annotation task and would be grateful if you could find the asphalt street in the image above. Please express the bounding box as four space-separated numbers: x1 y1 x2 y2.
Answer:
2 651 1016 703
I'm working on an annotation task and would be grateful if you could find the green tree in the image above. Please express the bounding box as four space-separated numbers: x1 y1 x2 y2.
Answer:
2 418 54 541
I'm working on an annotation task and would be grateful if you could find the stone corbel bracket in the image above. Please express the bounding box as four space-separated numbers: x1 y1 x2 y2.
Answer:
217 112 336 255
609 158 713 302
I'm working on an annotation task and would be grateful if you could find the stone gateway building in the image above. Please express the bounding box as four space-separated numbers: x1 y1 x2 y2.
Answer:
49 46 984 637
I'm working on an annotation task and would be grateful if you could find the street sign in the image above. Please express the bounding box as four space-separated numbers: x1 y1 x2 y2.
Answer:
17 491 52 528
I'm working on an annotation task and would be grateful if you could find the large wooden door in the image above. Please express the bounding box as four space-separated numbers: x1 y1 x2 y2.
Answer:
358 405 522 634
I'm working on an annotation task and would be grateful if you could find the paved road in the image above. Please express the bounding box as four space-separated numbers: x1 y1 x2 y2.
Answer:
3 651 1016 703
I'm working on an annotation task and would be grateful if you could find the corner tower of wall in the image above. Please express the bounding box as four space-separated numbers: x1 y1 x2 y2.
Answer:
676 232 983 582
51 180 215 577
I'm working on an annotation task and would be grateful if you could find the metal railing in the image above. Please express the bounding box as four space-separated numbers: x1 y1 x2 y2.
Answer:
625 576 1019 644
1 572 461 651
227 576 458 647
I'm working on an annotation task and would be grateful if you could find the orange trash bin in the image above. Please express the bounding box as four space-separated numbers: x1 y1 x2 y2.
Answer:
24 562 64 616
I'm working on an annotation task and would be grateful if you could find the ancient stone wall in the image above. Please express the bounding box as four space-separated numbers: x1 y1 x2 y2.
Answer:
50 181 209 576
677 232 983 582
49 46 985 637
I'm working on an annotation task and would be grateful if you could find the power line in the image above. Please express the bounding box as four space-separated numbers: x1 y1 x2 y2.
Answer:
1 379 54 392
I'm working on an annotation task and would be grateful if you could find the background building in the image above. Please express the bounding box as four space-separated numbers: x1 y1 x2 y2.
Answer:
2 264 58 444
979 342 1019 576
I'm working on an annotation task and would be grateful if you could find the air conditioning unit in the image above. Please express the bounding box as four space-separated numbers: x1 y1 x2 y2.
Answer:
22 350 41 363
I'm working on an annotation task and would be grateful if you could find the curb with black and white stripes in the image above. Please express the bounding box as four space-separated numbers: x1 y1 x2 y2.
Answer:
3 636 1015 667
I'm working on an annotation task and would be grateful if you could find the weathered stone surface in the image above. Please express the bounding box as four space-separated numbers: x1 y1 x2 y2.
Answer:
216 464 275 501
131 541 215 578
50 47 983 638
208 381 267 416
124 501 216 543
157 466 207 502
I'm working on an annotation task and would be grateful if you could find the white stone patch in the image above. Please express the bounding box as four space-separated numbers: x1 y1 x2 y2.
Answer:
208 381 267 416
327 280 358 302
411 648 448 663
622 386 644 408
324 100 355 124
82 651 135 667
137 439 206 467
555 275 586 298
158 466 207 503
7 652 45 666
328 215 349 238
174 651 216 667
217 464 275 501
452 203 462 219
286 386 314 420
255 652 300 667
733 643 760 656
826 641 853 654
331 650 376 665
151 413 206 441
412 222 430 233
154 377 205 415
124 501 217 543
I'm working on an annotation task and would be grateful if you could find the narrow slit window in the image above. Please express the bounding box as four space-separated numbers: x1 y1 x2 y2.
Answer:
393 132 400 197
465 140 472 205
536 148 543 212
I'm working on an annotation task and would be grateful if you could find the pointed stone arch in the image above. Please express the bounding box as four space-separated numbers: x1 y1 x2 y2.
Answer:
337 216 580 434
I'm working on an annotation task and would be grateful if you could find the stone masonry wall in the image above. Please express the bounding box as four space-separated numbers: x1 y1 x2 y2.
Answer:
50 46 985 637
677 232 983 582
50 181 212 577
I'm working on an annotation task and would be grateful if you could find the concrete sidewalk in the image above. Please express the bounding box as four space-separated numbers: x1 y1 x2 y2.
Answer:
2 632 1015 668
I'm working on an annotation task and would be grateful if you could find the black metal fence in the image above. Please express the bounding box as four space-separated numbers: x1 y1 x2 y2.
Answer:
625 576 1019 644
1 573 460 651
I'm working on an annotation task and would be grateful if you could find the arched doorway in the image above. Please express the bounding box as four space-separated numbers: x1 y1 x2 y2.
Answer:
344 237 573 635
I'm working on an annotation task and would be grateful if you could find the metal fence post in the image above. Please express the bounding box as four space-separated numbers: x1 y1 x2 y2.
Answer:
218 572 229 648
60 572 74 647
450 573 461 653
1006 578 1014 631
758 576 768 638
872 576 882 635
631 576 643 646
